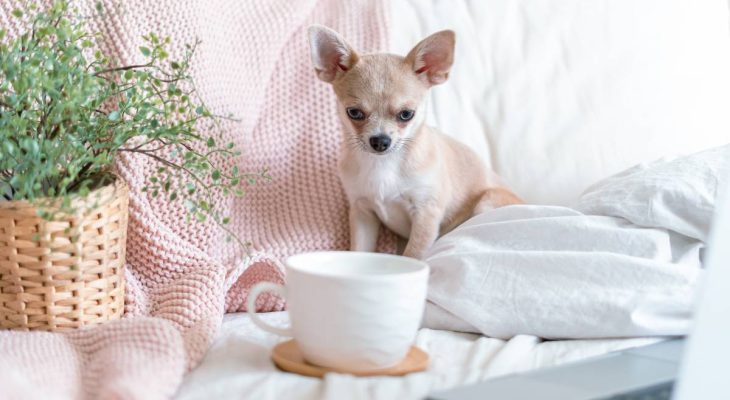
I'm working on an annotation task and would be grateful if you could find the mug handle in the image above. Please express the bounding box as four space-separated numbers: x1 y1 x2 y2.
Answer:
247 282 293 336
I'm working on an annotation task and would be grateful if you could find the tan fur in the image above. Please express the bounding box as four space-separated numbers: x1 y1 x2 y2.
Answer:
309 25 523 259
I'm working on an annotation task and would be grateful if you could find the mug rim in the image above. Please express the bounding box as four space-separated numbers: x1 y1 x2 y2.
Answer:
284 251 429 282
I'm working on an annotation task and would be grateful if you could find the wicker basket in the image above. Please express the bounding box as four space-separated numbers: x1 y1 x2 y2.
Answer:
0 178 129 331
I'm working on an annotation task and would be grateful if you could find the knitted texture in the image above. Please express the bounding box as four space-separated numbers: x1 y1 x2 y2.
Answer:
0 0 392 398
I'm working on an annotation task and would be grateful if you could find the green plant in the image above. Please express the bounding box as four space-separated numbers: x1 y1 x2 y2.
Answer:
0 1 266 249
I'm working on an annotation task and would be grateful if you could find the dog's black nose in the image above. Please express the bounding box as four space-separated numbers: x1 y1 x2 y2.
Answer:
369 134 391 152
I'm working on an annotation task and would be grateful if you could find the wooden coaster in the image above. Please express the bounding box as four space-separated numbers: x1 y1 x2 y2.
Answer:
271 339 429 378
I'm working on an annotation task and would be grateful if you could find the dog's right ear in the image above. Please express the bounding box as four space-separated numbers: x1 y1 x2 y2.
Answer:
405 30 455 86
308 25 359 83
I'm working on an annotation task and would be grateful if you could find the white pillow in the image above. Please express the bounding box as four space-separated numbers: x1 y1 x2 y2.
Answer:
391 0 730 205
577 144 730 242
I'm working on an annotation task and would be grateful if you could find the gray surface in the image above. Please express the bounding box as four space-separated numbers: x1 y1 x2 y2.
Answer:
625 339 684 363
430 376 597 400
429 340 682 400
530 352 678 395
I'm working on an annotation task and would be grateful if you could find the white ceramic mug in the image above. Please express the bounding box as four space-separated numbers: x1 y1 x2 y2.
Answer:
247 251 429 372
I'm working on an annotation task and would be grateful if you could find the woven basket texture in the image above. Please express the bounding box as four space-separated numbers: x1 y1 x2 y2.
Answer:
0 179 128 331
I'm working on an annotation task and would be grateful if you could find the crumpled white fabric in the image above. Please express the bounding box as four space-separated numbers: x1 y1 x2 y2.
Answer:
576 145 730 242
176 312 661 400
424 145 729 339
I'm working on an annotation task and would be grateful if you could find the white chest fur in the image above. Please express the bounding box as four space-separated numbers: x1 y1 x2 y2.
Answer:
340 152 434 238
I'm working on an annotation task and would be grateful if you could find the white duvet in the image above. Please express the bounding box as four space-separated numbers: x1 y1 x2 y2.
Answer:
425 145 728 339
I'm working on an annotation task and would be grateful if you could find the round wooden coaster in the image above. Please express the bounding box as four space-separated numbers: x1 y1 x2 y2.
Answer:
271 339 429 378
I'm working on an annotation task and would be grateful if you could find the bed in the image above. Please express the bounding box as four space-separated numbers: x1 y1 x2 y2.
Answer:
175 1 730 399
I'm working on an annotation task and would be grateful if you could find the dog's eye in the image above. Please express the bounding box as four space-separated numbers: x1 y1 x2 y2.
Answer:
397 109 415 122
346 107 365 120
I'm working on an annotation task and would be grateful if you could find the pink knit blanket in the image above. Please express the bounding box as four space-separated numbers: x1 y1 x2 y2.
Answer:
0 0 391 398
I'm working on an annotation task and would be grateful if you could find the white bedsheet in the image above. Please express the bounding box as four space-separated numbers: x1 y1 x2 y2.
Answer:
175 312 660 400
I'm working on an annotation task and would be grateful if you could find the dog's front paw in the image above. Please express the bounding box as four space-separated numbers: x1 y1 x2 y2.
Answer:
402 248 425 260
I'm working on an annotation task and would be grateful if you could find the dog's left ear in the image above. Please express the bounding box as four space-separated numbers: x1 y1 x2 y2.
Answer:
405 30 455 86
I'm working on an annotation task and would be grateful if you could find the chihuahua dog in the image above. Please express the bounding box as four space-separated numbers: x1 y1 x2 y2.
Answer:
308 25 522 259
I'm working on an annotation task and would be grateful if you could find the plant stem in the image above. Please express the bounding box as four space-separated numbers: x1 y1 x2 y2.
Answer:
118 147 211 190
93 62 152 76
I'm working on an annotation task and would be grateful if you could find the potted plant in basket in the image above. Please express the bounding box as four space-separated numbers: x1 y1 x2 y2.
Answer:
0 1 263 331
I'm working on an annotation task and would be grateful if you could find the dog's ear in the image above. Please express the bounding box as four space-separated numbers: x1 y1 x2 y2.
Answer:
405 30 455 86
308 25 359 83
